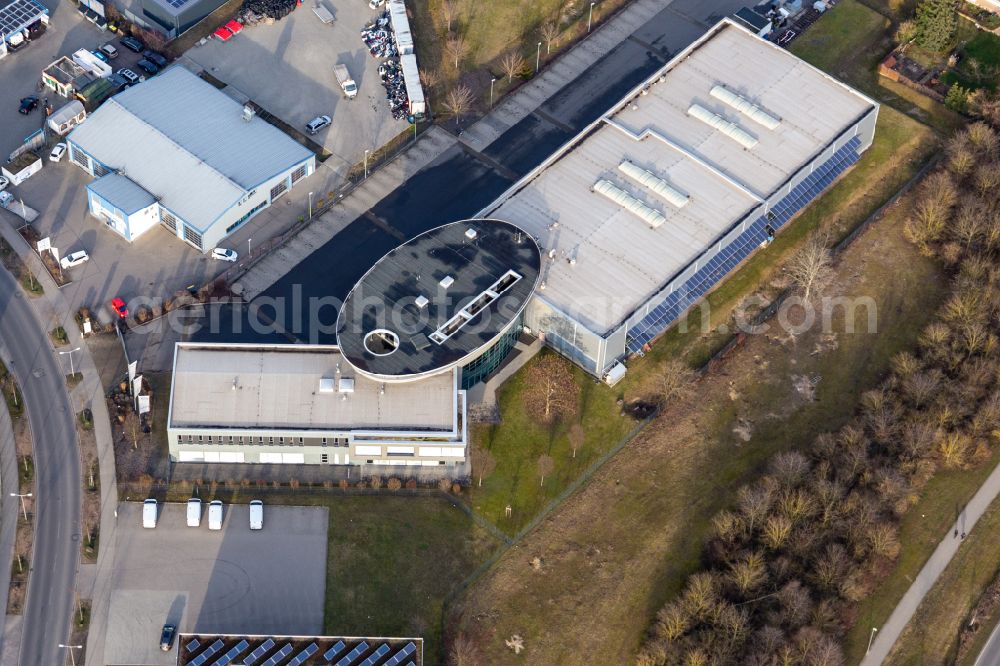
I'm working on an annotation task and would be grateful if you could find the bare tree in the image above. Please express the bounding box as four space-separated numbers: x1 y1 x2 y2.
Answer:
499 50 525 83
523 353 579 423
786 234 833 302
445 84 474 127
657 359 695 406
568 422 584 458
541 22 560 54
440 0 457 33
448 633 481 666
537 454 555 487
419 67 441 92
445 37 468 70
471 444 496 487
123 410 141 449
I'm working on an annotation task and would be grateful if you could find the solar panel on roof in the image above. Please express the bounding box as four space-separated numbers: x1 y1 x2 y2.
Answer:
286 642 318 666
186 639 201 652
383 642 416 666
260 644 293 666
210 639 249 666
243 638 277 666
187 639 225 666
359 644 390 666
334 641 368 666
323 640 347 660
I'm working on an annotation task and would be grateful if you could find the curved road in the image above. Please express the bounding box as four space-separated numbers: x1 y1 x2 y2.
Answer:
0 267 80 666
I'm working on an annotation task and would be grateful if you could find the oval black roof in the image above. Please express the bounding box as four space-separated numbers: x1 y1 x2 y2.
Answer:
336 219 541 380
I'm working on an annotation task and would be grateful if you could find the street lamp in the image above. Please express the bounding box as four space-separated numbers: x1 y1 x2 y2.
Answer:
364 149 370 179
10 492 32 522
866 627 878 654
490 77 496 108
588 2 596 32
59 644 83 666
308 192 313 220
536 41 542 73
247 236 252 259
59 347 81 378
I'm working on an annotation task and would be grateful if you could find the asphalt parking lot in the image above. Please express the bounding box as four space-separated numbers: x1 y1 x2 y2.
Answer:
101 501 328 665
182 0 407 179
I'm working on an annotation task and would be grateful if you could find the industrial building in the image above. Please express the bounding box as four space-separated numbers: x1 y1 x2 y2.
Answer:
177 634 422 666
479 18 878 380
140 0 226 37
167 343 468 467
0 0 47 58
67 67 315 252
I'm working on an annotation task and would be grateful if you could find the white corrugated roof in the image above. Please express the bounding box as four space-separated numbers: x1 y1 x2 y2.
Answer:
169 345 458 431
88 173 156 214
485 20 876 333
67 67 313 231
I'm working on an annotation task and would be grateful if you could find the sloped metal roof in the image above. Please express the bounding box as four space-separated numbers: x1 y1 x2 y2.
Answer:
87 173 157 214
67 67 313 230
0 0 47 37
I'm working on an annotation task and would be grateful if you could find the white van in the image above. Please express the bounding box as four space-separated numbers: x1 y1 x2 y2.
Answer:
208 500 223 530
142 499 157 528
186 498 202 527
249 500 263 530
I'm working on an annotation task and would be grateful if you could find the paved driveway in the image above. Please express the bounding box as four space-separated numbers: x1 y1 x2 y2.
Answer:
101 501 328 665
182 0 406 179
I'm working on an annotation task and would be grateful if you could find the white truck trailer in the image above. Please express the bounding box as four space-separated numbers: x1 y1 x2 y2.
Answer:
334 64 357 99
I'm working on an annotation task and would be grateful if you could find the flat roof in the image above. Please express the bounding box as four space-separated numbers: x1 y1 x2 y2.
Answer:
0 0 46 37
483 19 876 334
43 56 87 86
88 173 157 215
67 67 313 232
177 634 423 666
169 344 458 431
337 219 540 379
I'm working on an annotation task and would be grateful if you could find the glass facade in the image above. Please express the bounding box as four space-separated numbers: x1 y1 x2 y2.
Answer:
625 136 863 353
460 314 523 389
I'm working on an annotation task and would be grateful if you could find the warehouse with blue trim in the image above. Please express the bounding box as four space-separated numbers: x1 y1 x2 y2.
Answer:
66 66 315 252
482 18 878 382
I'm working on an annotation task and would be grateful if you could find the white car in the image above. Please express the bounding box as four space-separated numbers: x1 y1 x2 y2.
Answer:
49 143 67 163
249 499 263 530
60 250 89 269
208 500 224 530
211 247 238 262
0 176 9 191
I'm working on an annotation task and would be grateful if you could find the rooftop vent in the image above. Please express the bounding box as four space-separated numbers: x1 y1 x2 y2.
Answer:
709 85 780 130
338 377 355 393
319 377 335 393
687 104 758 149
439 275 454 289
414 295 429 309
242 104 256 122
593 179 667 229
618 161 690 208
465 228 478 240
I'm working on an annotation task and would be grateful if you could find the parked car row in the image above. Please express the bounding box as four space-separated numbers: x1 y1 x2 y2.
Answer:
142 498 264 530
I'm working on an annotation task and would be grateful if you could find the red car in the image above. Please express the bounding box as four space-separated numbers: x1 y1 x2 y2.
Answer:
111 297 128 319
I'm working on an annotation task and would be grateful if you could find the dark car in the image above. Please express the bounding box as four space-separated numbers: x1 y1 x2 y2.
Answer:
18 96 39 114
117 68 141 86
120 35 143 52
142 50 168 68
160 624 176 651
136 59 159 75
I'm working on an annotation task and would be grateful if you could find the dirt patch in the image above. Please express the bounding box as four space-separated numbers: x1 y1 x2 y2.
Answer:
77 411 100 563
7 416 34 616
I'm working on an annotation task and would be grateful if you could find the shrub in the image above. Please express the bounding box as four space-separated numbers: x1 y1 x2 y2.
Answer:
438 477 452 492
338 479 349 490
387 477 402 490
405 479 418 489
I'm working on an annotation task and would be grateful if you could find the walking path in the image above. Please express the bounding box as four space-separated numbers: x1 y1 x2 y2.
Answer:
0 220 119 666
0 396 18 662
862 458 1000 664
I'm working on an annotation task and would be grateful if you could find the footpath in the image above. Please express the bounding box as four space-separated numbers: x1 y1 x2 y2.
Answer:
0 220 119 666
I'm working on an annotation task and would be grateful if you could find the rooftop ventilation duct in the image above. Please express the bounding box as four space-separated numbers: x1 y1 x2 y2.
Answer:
593 179 667 229
687 103 758 149
618 161 690 208
709 85 780 130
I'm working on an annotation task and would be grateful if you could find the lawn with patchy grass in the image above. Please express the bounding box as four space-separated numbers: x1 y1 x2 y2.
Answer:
864 454 1000 665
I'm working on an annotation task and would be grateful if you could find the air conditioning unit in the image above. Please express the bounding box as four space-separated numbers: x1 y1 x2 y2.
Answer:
242 104 256 122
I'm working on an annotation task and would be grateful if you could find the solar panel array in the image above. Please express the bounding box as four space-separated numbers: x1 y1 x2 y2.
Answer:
334 641 368 666
187 639 225 666
359 644 390 666
260 643 293 666
0 0 46 36
384 642 417 665
210 639 249 666
323 640 346 661
186 639 201 652
242 638 276 665
286 642 318 666
625 136 863 352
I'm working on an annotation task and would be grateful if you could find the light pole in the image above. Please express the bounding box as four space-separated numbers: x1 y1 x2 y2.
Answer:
308 192 313 220
588 2 595 32
866 627 878 654
490 77 496 108
10 492 31 522
59 347 80 378
536 41 542 73
364 149 370 179
247 236 251 259
59 644 82 666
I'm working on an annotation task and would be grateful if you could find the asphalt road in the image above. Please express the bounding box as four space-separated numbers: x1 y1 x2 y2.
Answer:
194 0 746 345
0 268 80 666
976 620 1000 666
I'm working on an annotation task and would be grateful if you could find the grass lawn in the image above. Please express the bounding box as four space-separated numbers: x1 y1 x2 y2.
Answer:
867 453 1000 665
963 28 1000 68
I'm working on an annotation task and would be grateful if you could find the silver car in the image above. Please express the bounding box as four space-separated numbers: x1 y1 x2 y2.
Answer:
306 115 331 135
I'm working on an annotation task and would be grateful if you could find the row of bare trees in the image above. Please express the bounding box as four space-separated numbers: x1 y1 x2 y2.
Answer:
637 123 1000 665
